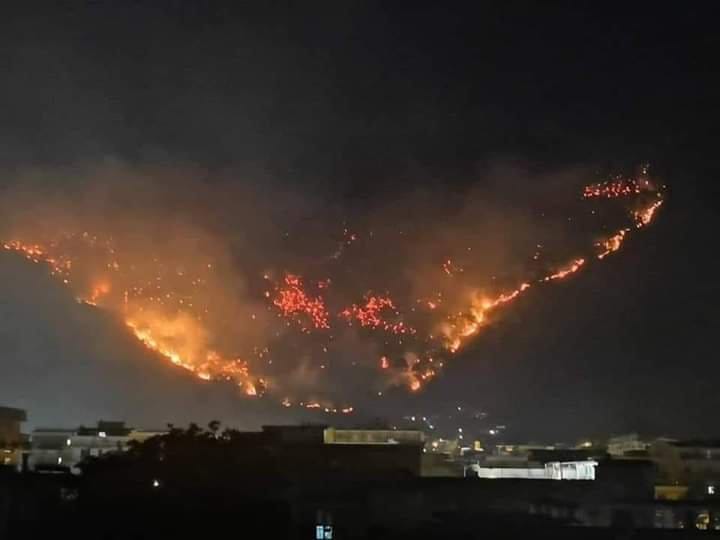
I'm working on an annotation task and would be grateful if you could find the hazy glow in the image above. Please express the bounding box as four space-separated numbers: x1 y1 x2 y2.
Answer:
1 168 665 404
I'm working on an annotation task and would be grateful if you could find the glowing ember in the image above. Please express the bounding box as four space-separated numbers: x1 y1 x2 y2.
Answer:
437 174 665 358
2 240 72 277
272 273 330 330
340 294 415 335
541 258 586 282
442 259 463 277
634 198 664 228
597 229 629 260
583 177 648 199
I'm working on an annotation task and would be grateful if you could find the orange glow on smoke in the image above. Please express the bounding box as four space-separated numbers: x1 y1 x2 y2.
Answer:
1 170 666 404
443 282 533 353
2 240 72 277
125 315 261 394
86 281 111 306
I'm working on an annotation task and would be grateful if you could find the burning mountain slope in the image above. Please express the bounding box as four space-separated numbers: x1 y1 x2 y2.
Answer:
0 163 665 412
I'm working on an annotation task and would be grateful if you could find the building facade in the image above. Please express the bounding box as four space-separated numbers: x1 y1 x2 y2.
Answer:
30 421 164 473
323 427 424 446
468 460 598 480
650 439 720 500
0 406 27 468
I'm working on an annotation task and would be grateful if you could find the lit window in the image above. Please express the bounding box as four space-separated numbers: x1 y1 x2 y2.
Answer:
98 431 107 438
315 525 333 539
708 485 715 495
696 511 710 530
66 438 72 446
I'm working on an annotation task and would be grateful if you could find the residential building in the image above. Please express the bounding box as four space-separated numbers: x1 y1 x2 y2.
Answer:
30 421 164 473
650 439 720 500
0 406 27 468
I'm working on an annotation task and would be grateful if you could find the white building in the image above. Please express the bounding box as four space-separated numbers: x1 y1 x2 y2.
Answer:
30 421 165 473
468 460 598 480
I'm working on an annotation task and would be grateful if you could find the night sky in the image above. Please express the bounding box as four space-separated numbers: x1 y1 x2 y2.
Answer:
0 2 718 441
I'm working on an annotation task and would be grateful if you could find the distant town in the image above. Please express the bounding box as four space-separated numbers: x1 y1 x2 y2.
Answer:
2 404 719 537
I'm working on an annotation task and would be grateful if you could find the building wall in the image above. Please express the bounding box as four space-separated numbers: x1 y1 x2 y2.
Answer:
283 444 423 479
420 453 463 477
0 422 20 447
469 461 597 480
0 408 26 447
607 434 650 456
649 440 720 499
323 428 424 446
472 466 549 479
29 429 165 472
0 407 27 468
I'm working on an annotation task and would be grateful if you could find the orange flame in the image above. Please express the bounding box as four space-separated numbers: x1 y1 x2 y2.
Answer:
542 258 586 282
443 282 533 352
634 198 664 228
597 229 629 260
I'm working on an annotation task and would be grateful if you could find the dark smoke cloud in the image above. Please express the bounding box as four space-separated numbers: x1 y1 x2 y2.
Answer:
0 159 610 430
